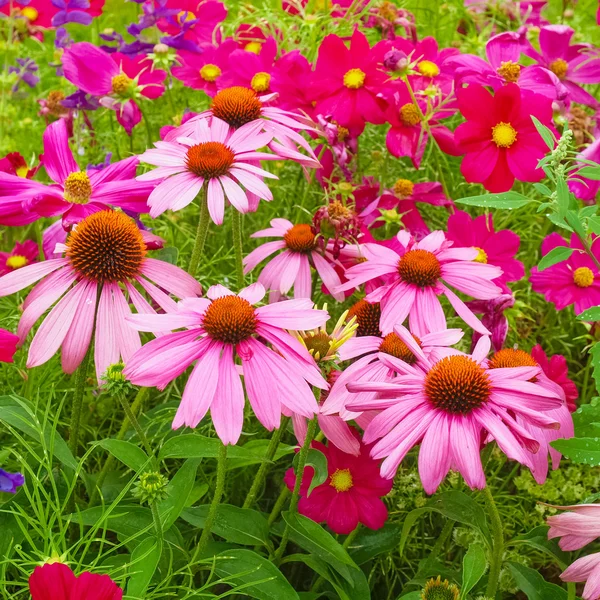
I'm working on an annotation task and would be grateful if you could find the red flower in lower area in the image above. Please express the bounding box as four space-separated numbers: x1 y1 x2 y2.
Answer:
29 562 123 600
531 344 579 413
0 328 18 363
284 434 393 534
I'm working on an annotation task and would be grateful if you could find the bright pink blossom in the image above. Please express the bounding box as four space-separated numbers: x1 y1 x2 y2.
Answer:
0 240 38 275
0 328 18 363
569 138 600 203
271 50 316 117
157 0 227 44
0 0 105 29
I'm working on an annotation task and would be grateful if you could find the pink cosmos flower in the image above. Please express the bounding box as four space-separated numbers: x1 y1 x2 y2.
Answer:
0 119 154 229
0 240 38 275
138 116 278 224
530 233 600 316
124 283 328 444
243 218 343 302
0 328 18 363
531 344 578 412
347 331 562 490
0 151 38 179
446 210 524 292
284 434 393 534
523 25 600 107
0 0 105 29
547 505 600 600
271 50 316 117
0 210 200 382
569 138 600 203
455 83 555 192
157 0 227 45
311 29 389 134
337 230 502 336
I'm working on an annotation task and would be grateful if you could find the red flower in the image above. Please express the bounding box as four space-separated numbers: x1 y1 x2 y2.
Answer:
531 344 579 413
29 562 122 600
284 434 393 534
0 328 18 363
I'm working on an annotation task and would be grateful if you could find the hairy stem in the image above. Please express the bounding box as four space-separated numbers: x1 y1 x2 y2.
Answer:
118 392 154 463
483 485 505 599
188 187 210 277
232 209 244 288
68 349 93 458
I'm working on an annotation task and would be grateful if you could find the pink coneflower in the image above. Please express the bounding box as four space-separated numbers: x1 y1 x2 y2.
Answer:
0 240 38 275
0 119 155 229
530 233 600 316
124 283 328 445
446 210 524 292
531 344 578 412
284 434 393 534
138 117 278 224
338 229 502 336
0 328 18 363
347 332 562 491
243 218 344 302
455 83 555 192
0 211 200 381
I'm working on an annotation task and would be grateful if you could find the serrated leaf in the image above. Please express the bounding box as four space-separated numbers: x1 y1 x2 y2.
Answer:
94 439 149 472
293 448 328 497
537 246 574 271
455 191 532 209
531 116 556 151
508 562 567 600
460 544 487 599
577 307 600 321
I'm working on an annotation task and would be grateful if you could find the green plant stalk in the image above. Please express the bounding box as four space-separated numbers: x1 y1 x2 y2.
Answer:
482 485 505 598
188 186 210 277
151 502 164 554
118 392 154 465
267 486 290 527
243 417 289 509
232 209 244 288
567 582 576 600
68 348 93 458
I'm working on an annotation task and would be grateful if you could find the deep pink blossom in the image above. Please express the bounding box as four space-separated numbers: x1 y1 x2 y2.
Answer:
569 138 600 203
0 328 18 363
157 0 227 45
531 344 578 412
0 240 38 275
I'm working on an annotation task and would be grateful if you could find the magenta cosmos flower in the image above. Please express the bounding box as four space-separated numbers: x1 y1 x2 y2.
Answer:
0 119 154 229
311 29 389 134
530 233 600 316
523 25 600 107
157 0 227 45
455 83 554 193
0 329 18 363
243 218 344 302
138 116 278 224
0 210 200 381
338 230 502 336
446 210 524 292
0 240 38 275
124 283 328 445
347 333 562 490
284 434 393 534
569 138 600 203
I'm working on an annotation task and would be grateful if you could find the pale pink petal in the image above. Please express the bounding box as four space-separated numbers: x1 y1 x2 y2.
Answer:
238 282 265 305
418 413 452 494
207 178 225 224
0 259 68 296
140 258 201 299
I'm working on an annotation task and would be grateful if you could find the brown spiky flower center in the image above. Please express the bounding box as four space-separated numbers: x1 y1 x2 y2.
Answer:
348 299 381 337
379 332 418 364
284 224 316 253
489 348 537 369
186 142 235 179
202 295 257 344
211 86 263 128
398 249 441 287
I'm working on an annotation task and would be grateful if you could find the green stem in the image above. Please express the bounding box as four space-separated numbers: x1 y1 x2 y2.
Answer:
232 209 244 288
483 485 505 599
243 417 289 509
187 187 210 277
69 349 93 457
429 519 454 561
151 502 164 554
567 582 576 600
118 392 154 463
267 486 290 527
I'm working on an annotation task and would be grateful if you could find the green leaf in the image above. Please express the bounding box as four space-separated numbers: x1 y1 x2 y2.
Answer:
556 177 571 218
537 246 574 272
158 459 200 530
460 544 487 599
159 434 265 463
565 210 587 239
587 216 600 236
531 116 556 150
213 549 299 600
396 593 422 600
577 166 600 180
94 439 149 472
293 448 328 497
507 562 568 600
455 191 532 210
153 246 179 265
348 523 402 565
551 437 600 466
127 537 161 597
533 183 552 197
226 439 295 469
577 307 600 321
181 504 269 546
572 400 600 437
510 526 568 567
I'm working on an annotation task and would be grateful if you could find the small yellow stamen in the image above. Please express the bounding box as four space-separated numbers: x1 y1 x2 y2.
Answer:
251 71 271 93
111 73 133 96
400 103 421 126
64 171 92 204
474 247 488 263
6 255 28 269
177 9 195 22
497 60 521 83
200 64 221 82
573 266 594 288
244 41 262 54
330 468 353 492
16 165 28 178
491 122 517 148
21 6 38 21
549 58 568 80
417 60 440 78
343 68 366 90
393 178 415 199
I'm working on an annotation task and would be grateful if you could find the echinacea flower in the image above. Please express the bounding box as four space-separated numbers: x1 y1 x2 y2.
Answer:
138 117 278 224
29 562 122 600
455 83 555 192
0 210 200 382
243 218 345 302
124 283 328 445
338 230 502 336
0 240 38 275
530 233 600 316
0 119 155 229
420 577 459 600
284 434 393 534
0 329 18 363
347 330 562 490
531 344 578 412
0 468 24 493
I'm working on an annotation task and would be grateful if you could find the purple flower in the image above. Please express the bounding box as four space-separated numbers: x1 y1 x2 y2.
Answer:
9 58 39 92
61 90 100 111
466 294 515 353
51 0 93 26
0 469 24 494
100 31 154 55
87 152 113 171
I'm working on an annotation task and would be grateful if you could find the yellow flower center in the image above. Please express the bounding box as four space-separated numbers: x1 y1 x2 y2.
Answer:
177 9 195 22
497 60 521 83
549 58 568 80
491 122 517 148
474 247 488 263
6 255 28 269
400 103 421 126
244 41 262 54
200 64 222 82
393 178 415 199
251 71 271 93
21 6 38 21
16 165 28 178
417 60 440 78
111 73 133 96
330 468 353 492
63 171 92 204
343 68 366 89
573 266 594 288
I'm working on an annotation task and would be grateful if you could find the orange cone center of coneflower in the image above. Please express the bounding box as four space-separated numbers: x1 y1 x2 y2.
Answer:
67 211 146 283
491 122 517 148
186 142 235 179
283 224 316 252
489 348 537 369
304 331 332 359
64 171 92 204
425 355 492 414
400 103 421 126
330 468 353 492
398 249 441 287
417 60 440 78
549 58 568 80
497 60 521 83
473 247 488 263
111 74 133 96
343 68 366 89
202 295 258 344
6 255 28 269
211 86 263 128
251 72 271 93
200 64 222 82
347 299 382 337
21 6 38 21
244 41 262 54
393 178 415 199
379 332 418 363
573 266 594 288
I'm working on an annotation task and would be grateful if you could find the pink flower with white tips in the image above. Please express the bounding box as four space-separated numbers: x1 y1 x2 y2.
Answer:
243 218 344 302
124 283 328 445
337 230 503 336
